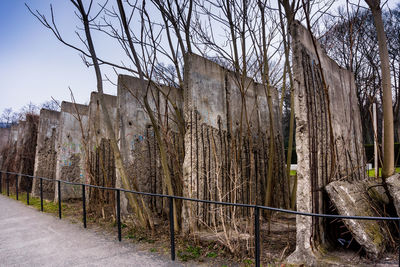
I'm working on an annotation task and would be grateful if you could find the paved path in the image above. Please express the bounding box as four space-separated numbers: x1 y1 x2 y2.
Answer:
0 195 183 267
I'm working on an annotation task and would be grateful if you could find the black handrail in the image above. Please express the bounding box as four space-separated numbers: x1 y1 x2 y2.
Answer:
1 170 399 266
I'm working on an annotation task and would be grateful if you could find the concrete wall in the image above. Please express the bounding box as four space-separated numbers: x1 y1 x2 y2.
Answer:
0 128 11 167
15 115 39 192
87 92 118 212
8 125 18 144
0 128 10 151
1 125 18 172
88 92 118 147
287 21 367 264
182 54 288 230
55 101 89 201
184 54 272 132
117 75 182 214
32 109 60 199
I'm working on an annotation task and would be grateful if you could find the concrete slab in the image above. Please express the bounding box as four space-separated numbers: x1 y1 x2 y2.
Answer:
325 180 388 259
55 101 89 201
386 173 400 217
32 109 60 199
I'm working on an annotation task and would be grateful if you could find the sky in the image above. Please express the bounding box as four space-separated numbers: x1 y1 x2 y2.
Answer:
0 0 120 114
0 0 399 115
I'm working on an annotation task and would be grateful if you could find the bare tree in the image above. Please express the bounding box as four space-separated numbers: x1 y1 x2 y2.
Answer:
365 0 395 178
27 0 153 228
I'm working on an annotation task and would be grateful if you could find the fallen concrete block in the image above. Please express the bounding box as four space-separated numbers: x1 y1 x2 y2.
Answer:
325 180 387 259
386 173 400 217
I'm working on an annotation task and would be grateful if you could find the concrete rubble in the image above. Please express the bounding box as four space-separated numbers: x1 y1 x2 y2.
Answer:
325 180 388 259
386 173 400 217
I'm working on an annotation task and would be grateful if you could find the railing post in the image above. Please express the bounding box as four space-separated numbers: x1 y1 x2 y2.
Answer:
6 173 9 196
82 184 86 228
254 206 260 267
398 219 400 267
169 197 175 261
58 180 61 219
27 188 29 205
117 189 121 242
0 173 2 194
40 178 43 212
16 175 18 200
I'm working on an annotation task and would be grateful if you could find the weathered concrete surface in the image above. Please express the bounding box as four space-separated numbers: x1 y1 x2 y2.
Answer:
325 180 387 259
182 54 287 231
32 109 60 199
88 92 119 146
87 92 118 214
386 173 400 217
0 127 10 167
0 124 18 184
55 101 88 201
0 127 10 151
117 75 182 215
0 195 180 267
287 20 367 264
8 124 19 144
16 115 39 192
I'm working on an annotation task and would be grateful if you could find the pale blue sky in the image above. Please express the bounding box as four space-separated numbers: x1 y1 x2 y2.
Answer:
0 1 121 114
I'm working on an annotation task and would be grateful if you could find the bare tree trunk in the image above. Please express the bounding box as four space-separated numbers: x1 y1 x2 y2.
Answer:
279 2 296 208
73 0 151 228
365 0 395 178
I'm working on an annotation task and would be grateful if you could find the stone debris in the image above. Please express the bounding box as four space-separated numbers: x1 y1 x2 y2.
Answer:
386 173 400 217
325 180 387 259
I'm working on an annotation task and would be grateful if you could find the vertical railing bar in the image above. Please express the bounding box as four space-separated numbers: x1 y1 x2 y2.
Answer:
169 196 175 261
16 175 18 200
40 178 43 212
82 184 87 228
27 188 29 205
255 206 260 267
0 173 2 194
398 219 400 267
117 189 121 242
58 180 61 219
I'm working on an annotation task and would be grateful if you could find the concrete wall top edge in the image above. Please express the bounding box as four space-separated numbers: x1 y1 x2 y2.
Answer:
90 92 118 106
186 53 227 73
186 53 273 98
40 108 61 118
293 20 348 74
61 101 89 115
118 74 181 103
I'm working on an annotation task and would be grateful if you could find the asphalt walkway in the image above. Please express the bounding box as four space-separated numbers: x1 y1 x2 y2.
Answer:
0 195 182 267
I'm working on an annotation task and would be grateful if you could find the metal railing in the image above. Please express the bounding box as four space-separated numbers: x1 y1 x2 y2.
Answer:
1 170 399 267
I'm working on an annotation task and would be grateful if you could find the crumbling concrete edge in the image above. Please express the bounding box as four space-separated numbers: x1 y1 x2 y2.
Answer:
386 173 400 217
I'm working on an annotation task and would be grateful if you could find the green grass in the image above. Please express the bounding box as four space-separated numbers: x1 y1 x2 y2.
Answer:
206 251 218 258
177 245 202 262
290 167 400 178
367 167 400 177
2 190 63 213
124 227 155 243
243 259 253 266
